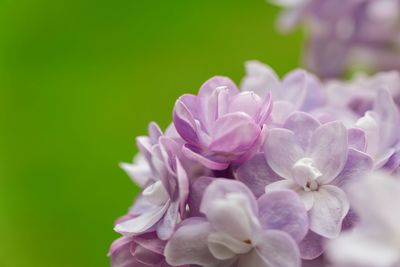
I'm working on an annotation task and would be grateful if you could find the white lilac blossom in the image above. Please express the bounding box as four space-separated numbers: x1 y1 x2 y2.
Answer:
110 62 400 267
327 172 400 267
164 179 307 267
270 0 400 78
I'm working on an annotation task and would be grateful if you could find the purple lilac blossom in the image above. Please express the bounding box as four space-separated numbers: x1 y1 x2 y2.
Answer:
164 179 307 267
115 125 191 240
110 62 400 267
173 76 272 170
271 0 400 78
241 61 326 125
262 111 373 258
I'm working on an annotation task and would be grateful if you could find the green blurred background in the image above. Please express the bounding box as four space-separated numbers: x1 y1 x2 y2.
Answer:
0 1 303 266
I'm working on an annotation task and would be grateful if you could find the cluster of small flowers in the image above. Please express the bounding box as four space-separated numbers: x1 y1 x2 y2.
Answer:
108 60 400 267
272 0 400 78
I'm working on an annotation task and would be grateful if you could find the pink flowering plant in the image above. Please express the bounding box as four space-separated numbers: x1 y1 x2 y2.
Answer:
109 63 400 266
109 2 400 267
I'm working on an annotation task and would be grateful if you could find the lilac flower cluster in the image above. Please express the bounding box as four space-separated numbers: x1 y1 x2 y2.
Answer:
109 60 400 267
271 0 400 78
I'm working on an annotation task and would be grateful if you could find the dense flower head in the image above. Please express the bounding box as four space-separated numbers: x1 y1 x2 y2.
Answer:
270 0 400 78
110 62 400 267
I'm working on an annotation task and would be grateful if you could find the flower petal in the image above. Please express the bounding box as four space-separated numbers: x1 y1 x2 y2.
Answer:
114 201 170 236
332 148 373 187
182 144 229 170
109 237 138 267
201 179 258 220
309 185 350 239
283 112 320 150
264 128 304 179
241 60 281 99
188 176 214 217
239 230 301 267
235 153 281 197
199 76 239 98
208 232 252 259
258 190 308 242
200 179 262 245
173 96 200 145
164 218 221 267
347 128 367 152
298 231 325 260
228 91 263 119
210 112 261 153
309 121 348 184
157 200 179 240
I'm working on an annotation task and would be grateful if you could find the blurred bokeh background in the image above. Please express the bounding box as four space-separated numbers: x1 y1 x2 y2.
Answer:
0 0 303 266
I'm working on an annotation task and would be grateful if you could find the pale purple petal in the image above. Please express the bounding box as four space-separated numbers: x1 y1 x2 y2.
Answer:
283 112 320 150
182 144 229 171
347 128 367 152
208 232 252 259
188 176 214 217
176 158 189 215
173 97 200 145
240 230 301 267
228 92 263 119
309 185 350 239
210 113 261 153
114 202 170 236
148 122 163 144
264 128 304 179
109 237 137 267
203 189 259 241
298 231 325 260
332 148 373 187
201 179 258 218
309 121 348 184
199 76 239 98
258 190 309 242
164 218 221 267
241 60 281 99
234 153 281 197
157 200 179 240
281 69 308 108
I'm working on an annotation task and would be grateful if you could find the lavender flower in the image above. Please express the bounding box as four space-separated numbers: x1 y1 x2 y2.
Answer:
271 0 400 78
173 76 272 170
327 172 400 267
355 89 400 169
110 63 400 267
115 127 190 240
263 112 373 258
164 179 308 267
241 61 326 124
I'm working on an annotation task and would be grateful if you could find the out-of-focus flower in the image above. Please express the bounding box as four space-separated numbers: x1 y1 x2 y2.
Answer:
263 112 372 258
326 71 400 115
241 61 326 124
327 172 400 267
271 0 400 78
115 136 189 240
355 89 400 169
164 179 308 267
173 76 272 170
